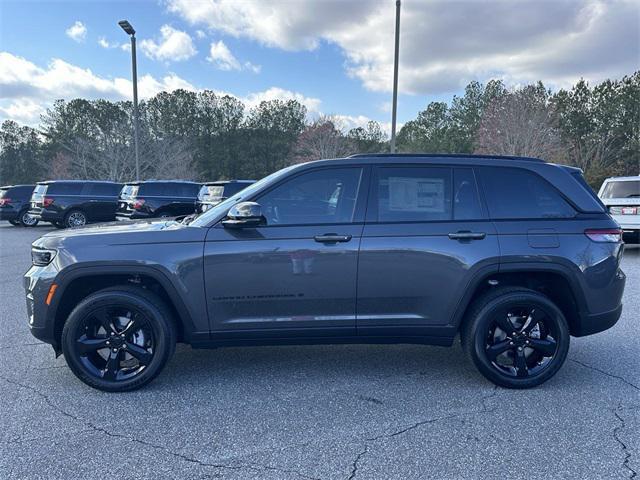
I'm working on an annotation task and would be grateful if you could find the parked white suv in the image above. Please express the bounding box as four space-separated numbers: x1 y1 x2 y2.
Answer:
598 176 640 244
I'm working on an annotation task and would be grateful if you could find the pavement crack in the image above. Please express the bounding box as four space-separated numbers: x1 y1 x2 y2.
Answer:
570 359 640 391
347 444 368 480
0 374 317 480
613 405 637 479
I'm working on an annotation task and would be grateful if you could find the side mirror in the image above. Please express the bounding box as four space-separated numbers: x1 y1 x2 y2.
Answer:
222 201 264 228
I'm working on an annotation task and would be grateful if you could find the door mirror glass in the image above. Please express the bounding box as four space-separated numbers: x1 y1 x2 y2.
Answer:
222 201 264 228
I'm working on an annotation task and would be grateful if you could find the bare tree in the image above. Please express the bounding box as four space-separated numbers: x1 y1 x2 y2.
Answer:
290 116 354 164
475 84 565 162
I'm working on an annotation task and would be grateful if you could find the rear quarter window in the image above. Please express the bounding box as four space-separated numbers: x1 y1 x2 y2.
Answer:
47 183 82 195
480 167 576 219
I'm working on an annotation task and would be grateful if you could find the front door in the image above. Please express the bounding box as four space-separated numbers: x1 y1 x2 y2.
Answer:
204 166 369 339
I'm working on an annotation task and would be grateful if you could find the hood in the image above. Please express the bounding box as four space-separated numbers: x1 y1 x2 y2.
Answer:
33 219 207 251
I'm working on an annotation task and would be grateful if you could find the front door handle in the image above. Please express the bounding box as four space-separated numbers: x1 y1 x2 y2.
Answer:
448 231 486 240
314 234 352 243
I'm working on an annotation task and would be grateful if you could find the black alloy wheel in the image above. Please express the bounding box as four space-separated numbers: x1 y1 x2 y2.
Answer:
62 287 176 391
462 288 570 389
65 210 87 228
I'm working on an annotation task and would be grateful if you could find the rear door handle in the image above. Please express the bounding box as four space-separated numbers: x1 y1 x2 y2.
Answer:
314 234 352 243
448 231 486 240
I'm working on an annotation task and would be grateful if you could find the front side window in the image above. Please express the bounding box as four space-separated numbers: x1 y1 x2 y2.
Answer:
257 168 363 226
480 167 576 219
377 167 452 222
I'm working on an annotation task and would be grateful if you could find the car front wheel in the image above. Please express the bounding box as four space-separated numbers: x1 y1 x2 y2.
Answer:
462 287 570 389
61 286 177 392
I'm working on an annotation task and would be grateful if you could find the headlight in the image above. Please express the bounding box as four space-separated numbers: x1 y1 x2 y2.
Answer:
31 247 57 266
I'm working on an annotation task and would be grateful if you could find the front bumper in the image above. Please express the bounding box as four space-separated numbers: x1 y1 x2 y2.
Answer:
24 264 59 349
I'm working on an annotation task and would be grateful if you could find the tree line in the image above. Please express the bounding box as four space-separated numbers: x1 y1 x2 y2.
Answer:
1 71 637 189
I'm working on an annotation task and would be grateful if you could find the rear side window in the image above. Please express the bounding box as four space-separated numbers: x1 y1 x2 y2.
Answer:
377 167 451 222
174 183 199 197
47 183 82 195
87 183 119 196
480 167 576 219
453 168 483 220
138 183 166 196
601 180 640 199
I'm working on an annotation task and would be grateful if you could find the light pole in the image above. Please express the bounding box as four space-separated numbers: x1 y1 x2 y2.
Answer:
119 20 140 181
390 0 401 153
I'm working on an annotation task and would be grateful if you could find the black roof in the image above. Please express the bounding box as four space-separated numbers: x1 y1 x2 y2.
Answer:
36 180 122 184
347 153 545 163
124 180 200 185
0 184 35 189
202 180 255 186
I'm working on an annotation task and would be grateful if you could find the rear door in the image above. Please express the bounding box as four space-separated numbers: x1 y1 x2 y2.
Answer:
84 183 120 221
203 166 369 338
356 165 500 339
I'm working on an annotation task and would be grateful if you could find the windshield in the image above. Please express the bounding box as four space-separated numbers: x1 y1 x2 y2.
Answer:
190 165 298 227
601 180 640 199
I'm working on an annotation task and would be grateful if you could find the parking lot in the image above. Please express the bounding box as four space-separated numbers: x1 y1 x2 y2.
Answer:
0 223 638 479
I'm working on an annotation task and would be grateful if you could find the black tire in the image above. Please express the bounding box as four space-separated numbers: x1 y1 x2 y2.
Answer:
18 209 39 227
8 219 19 226
52 221 65 229
64 209 87 228
61 286 177 392
461 287 570 389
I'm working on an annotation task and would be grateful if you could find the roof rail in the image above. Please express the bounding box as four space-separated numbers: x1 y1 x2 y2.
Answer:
347 153 545 163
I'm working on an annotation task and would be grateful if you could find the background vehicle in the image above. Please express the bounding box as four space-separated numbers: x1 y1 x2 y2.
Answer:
0 184 37 227
25 154 625 392
28 180 122 228
196 180 255 213
116 180 201 220
598 175 640 244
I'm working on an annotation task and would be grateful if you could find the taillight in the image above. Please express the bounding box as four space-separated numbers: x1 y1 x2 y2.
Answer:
133 199 145 210
0 198 11 206
43 197 54 207
584 228 622 243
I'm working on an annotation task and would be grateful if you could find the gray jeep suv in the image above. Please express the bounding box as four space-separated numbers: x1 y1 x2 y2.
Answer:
24 154 626 391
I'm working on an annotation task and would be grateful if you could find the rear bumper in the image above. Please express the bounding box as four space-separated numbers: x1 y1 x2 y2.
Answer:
573 304 623 337
29 207 62 223
116 211 150 221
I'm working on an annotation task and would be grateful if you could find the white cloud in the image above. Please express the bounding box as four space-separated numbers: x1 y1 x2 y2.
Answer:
0 52 320 127
97 37 120 49
65 21 87 43
139 25 197 62
207 41 261 73
167 0 640 94
242 87 321 114
196 30 206 39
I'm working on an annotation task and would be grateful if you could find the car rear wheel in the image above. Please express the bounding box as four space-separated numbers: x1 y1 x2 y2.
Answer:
62 286 177 392
19 210 39 227
461 287 570 389
64 210 87 228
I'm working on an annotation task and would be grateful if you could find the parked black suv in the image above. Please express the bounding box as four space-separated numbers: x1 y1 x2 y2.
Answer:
0 185 38 227
29 180 123 228
25 154 625 392
116 180 201 220
196 180 255 213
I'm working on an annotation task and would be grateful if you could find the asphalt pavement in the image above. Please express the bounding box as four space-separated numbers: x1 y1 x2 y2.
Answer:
0 223 638 479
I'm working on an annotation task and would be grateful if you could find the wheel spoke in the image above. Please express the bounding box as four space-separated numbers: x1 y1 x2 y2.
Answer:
521 308 545 334
121 314 142 335
95 310 116 334
103 349 121 380
76 337 108 355
486 340 512 361
494 308 516 334
514 349 528 377
125 343 152 365
528 337 557 357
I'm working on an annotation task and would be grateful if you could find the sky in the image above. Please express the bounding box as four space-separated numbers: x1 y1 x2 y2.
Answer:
0 0 638 134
